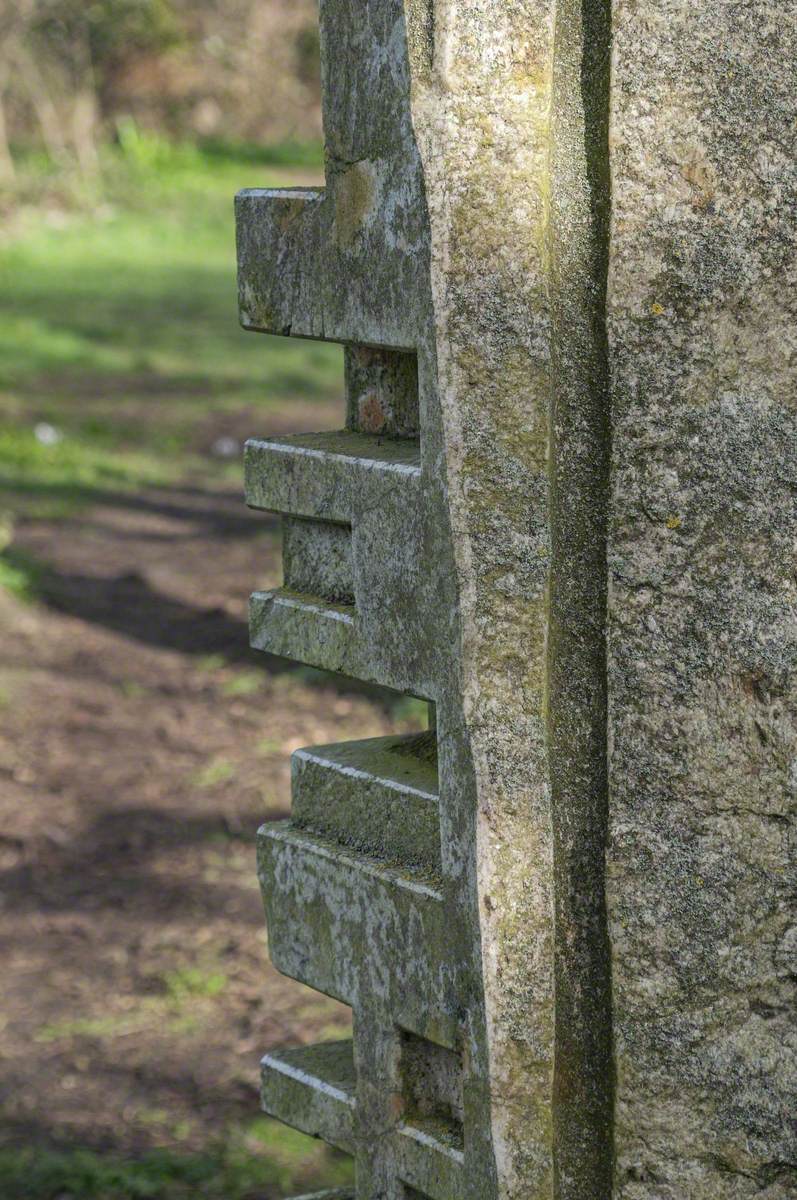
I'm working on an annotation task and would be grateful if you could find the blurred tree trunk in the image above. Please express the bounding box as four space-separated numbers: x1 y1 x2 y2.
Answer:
0 68 16 182
69 21 100 177
9 40 69 163
71 86 100 175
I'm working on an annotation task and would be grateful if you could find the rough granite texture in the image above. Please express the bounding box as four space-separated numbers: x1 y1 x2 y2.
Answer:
606 2 797 1196
235 1 796 1198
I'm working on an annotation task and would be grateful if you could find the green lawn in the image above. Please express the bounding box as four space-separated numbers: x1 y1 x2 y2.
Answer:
0 134 343 520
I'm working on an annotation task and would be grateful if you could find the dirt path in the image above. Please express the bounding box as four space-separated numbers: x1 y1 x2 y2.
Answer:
0 475 409 1166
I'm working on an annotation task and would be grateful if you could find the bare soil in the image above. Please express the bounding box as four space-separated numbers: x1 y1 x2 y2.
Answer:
0 429 408 1162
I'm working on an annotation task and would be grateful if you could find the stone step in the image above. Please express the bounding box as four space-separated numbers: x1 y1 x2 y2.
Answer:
249 589 368 681
291 733 440 873
246 430 423 688
261 1040 356 1154
257 821 456 1050
245 430 421 525
260 1040 464 1200
394 1117 466 1200
286 1192 354 1200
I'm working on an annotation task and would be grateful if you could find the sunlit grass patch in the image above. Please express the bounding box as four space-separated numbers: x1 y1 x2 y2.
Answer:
0 548 41 601
193 757 237 789
0 420 178 520
117 680 149 699
35 962 231 1047
162 967 228 1002
0 513 41 599
256 737 282 757
221 671 263 697
0 140 343 515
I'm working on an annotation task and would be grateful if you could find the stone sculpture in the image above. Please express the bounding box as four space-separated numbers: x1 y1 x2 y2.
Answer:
235 2 795 1197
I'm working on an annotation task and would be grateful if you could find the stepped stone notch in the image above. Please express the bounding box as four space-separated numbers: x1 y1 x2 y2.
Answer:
236 2 796 1198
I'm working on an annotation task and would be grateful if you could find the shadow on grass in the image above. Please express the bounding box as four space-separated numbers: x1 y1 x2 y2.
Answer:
0 1124 353 1200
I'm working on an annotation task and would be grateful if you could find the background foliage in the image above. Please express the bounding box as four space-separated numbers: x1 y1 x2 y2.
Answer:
0 0 323 183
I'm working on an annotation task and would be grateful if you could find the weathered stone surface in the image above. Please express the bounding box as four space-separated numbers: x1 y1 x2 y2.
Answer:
606 2 797 1196
291 734 441 871
290 1192 354 1200
411 2 614 1193
282 518 354 606
241 4 568 1195
237 1 795 1197
261 1041 357 1154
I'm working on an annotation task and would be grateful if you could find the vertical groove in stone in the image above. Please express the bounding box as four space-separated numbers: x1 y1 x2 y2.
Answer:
547 1 613 1197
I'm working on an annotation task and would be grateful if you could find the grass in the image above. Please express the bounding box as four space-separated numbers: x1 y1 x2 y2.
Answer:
34 963 229 1045
0 1118 354 1199
193 757 237 788
162 966 228 1001
222 670 265 697
0 132 343 520
0 512 42 599
13 1018 355 1198
0 546 41 600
